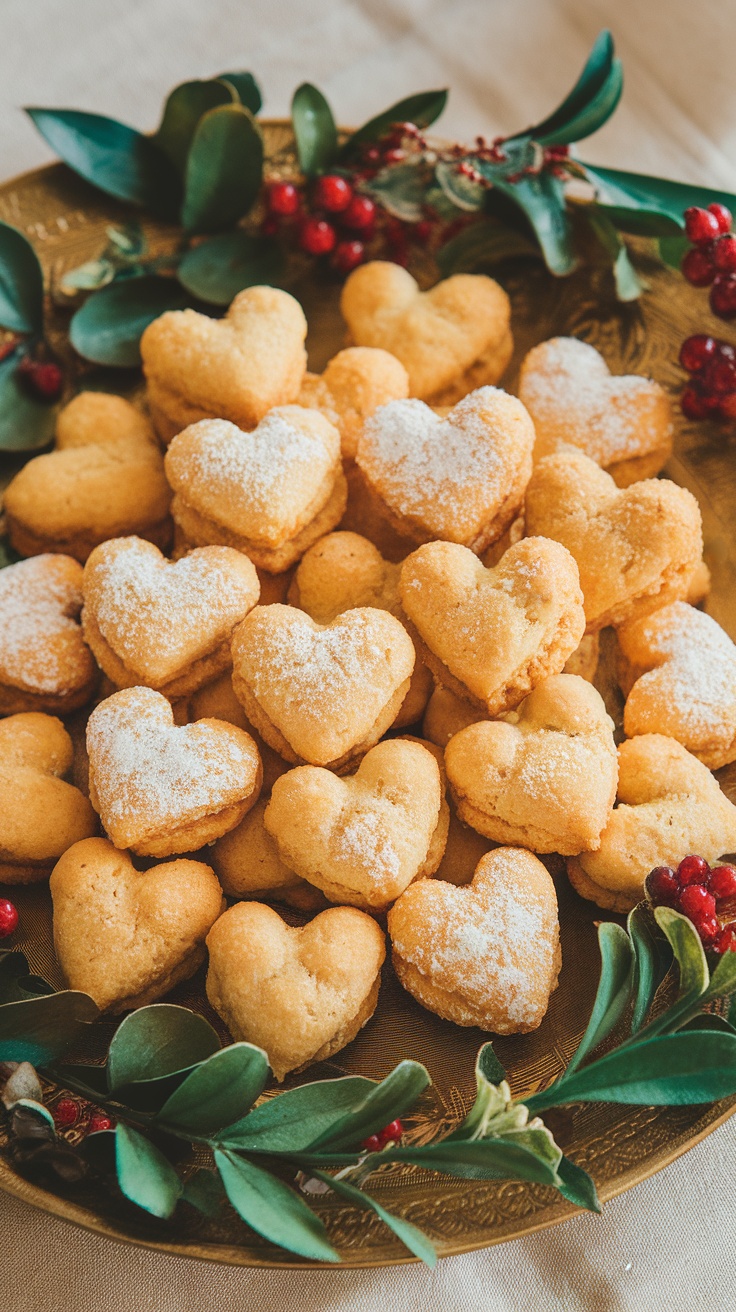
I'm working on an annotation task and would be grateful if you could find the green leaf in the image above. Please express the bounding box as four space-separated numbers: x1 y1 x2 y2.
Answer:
535 58 623 148
555 1154 601 1213
384 1135 561 1186
181 104 264 233
115 1123 182 1219
594 205 682 237
682 1014 736 1035
491 171 577 276
0 222 44 334
177 232 284 305
217 73 262 116
436 218 538 276
340 91 448 159
658 234 690 269
25 109 180 219
628 904 673 1034
581 162 736 234
525 30 616 144
157 1043 269 1135
434 159 485 212
291 84 338 177
566 923 634 1075
0 990 98 1063
215 1149 340 1262
366 160 428 221
584 208 646 301
0 351 59 452
476 1042 507 1086
154 79 236 174
706 947 736 1001
654 907 709 1000
312 1171 436 1267
69 276 190 367
107 1004 220 1092
220 1075 378 1152
182 1167 226 1218
53 1062 109 1099
445 1043 511 1142
306 1060 431 1152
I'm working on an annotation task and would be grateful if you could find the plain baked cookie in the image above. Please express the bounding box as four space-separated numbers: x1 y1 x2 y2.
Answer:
388 847 560 1032
296 346 409 459
205 901 386 1080
0 713 97 883
0 555 97 715
210 797 326 912
51 837 224 1012
518 338 673 485
524 449 703 631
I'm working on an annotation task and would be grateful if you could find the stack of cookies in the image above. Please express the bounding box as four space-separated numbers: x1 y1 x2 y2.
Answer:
3 260 735 1083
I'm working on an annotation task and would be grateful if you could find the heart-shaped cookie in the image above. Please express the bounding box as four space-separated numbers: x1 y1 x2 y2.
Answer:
211 798 326 912
355 388 535 552
340 262 512 402
206 901 385 1080
141 285 308 443
86 686 262 856
519 337 673 485
297 346 409 459
399 538 585 715
231 604 415 770
82 536 259 699
0 713 97 883
388 847 560 1031
445 674 617 854
51 837 224 1013
264 739 445 910
3 392 172 562
0 555 97 715
524 450 703 631
567 734 736 910
617 601 736 770
164 408 346 571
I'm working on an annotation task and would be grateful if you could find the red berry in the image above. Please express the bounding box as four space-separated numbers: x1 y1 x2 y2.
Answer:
267 181 300 216
413 219 434 243
383 148 405 165
54 1098 79 1128
261 214 279 237
714 922 736 954
18 356 63 401
677 854 710 885
684 206 721 244
711 234 736 272
710 273 736 319
299 217 337 256
708 202 733 234
645 865 680 906
313 174 352 213
681 247 715 286
379 1118 403 1144
679 334 718 373
694 912 719 945
681 386 712 420
717 391 736 419
88 1112 114 1133
703 355 736 394
342 195 377 230
0 897 18 938
364 147 381 166
710 864 736 900
679 884 717 920
332 239 365 274
361 1134 382 1153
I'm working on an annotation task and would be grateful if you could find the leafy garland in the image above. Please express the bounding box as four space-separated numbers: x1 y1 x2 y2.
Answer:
3 902 736 1265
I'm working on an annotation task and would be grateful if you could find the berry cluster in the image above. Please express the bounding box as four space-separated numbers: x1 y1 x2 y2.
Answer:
646 855 736 952
681 204 736 318
360 1118 403 1153
679 334 736 419
265 174 378 275
53 1095 114 1134
0 897 18 939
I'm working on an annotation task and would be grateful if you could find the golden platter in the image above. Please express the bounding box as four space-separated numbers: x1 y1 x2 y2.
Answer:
1 123 736 1267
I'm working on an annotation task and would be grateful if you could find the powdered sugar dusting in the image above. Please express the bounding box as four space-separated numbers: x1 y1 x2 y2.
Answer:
0 555 87 693
334 807 402 888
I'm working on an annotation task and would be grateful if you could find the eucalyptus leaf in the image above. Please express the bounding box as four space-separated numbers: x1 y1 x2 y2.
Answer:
115 1123 182 1219
581 162 736 233
628 904 673 1034
177 232 284 305
306 1059 431 1152
0 222 44 334
705 946 736 1001
584 208 646 301
445 1043 510 1142
312 1171 436 1267
594 204 682 238
215 1149 340 1262
476 1042 507 1086
154 79 236 174
291 84 338 177
157 1043 269 1135
366 160 428 221
25 109 180 219
555 1154 601 1213
654 907 709 1000
217 73 263 116
107 1004 220 1092
182 104 264 233
492 172 577 276
384 1136 561 1186
436 218 538 276
220 1075 378 1152
182 1167 226 1218
69 276 190 367
434 159 485 213
340 90 448 159
0 990 98 1063
535 58 622 148
523 30 615 145
564 923 634 1076
0 351 59 452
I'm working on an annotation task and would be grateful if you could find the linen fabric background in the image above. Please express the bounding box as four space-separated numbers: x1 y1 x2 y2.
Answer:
2 1 735 1308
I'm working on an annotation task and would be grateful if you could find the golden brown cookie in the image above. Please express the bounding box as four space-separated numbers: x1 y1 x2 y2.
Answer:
524 450 703 631
422 685 485 749
51 837 224 1012
210 797 326 912
206 901 385 1080
388 848 560 1031
141 286 308 443
187 671 288 793
432 808 496 887
518 338 673 485
563 632 600 682
297 346 409 459
0 555 97 715
399 538 585 714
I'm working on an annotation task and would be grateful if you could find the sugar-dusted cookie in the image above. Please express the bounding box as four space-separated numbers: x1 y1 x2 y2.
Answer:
340 263 512 404
206 901 385 1080
3 392 172 562
51 838 224 1012
164 408 346 572
297 346 409 459
567 734 736 910
617 601 736 769
81 536 259 700
0 713 97 883
399 538 585 715
422 686 485 749
518 338 673 485
339 461 417 563
187 671 288 793
445 674 617 854
141 286 308 443
433 809 496 887
86 687 262 856
0 555 97 716
355 388 534 553
231 604 415 771
388 848 560 1031
210 798 326 912
289 531 432 727
563 632 600 683
524 450 703 631
264 739 446 911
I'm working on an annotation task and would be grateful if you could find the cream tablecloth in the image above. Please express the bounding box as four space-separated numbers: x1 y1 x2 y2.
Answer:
2 2 735 1308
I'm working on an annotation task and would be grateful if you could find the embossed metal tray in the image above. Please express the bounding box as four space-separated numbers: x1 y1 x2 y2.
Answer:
1 126 735 1266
